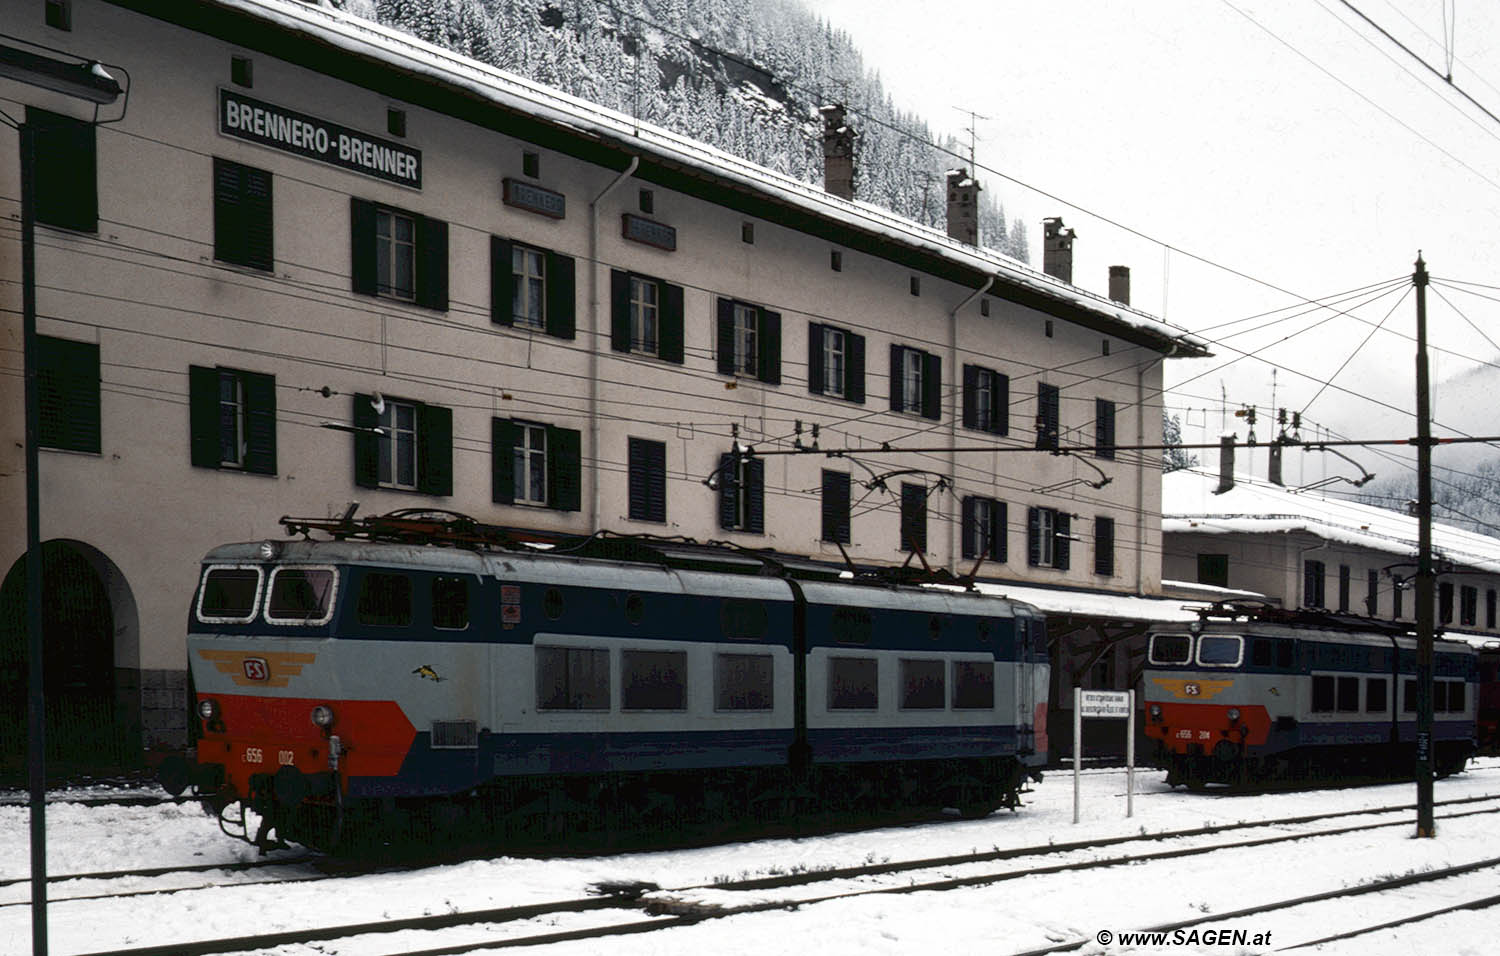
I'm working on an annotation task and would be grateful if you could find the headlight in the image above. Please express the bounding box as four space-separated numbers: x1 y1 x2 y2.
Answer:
1227 708 1241 722
198 699 220 720
310 705 336 729
1148 704 1162 719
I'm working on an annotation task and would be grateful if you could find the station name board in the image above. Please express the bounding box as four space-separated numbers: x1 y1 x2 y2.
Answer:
219 90 422 189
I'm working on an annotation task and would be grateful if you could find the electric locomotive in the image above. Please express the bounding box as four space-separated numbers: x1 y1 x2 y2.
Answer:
163 510 1049 849
1143 607 1478 788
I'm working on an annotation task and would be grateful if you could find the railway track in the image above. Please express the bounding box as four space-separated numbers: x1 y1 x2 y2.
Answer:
56 793 1500 956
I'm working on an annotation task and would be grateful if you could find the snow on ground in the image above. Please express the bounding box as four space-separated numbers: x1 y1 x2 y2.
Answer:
3 758 1499 955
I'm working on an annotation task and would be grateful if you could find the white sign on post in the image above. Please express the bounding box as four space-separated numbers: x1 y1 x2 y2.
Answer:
1072 687 1137 823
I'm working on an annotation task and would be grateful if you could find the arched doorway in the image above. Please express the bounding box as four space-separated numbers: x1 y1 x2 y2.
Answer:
0 541 139 778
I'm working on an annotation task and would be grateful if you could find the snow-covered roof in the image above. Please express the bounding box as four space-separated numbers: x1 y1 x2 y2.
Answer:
187 0 1206 356
1163 469 1500 574
964 581 1207 623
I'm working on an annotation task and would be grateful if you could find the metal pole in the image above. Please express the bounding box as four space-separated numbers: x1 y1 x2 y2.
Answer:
1126 689 1135 819
20 119 50 955
1414 253 1435 838
1072 686 1081 824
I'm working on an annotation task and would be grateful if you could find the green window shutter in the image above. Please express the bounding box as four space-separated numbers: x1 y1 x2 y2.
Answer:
545 252 576 340
36 335 100 453
242 370 277 475
961 496 977 559
962 365 978 429
992 501 1008 563
921 352 942 421
547 425 582 512
659 281 684 364
416 215 448 311
28 108 97 233
994 372 1010 435
490 236 514 326
745 457 765 533
807 323 825 395
188 365 220 469
716 298 735 375
847 332 866 404
888 344 904 412
491 417 519 504
353 393 379 488
1056 512 1072 570
418 403 452 496
758 309 781 385
350 199 378 296
609 270 630 351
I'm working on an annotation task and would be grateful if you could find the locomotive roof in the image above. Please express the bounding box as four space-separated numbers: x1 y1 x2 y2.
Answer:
1152 618 1478 656
202 538 1040 617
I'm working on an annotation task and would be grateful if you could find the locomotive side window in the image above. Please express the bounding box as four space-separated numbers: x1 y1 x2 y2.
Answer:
1277 641 1294 668
828 656 878 709
357 572 412 626
431 576 469 630
622 650 687 710
1312 675 1335 713
265 566 337 624
197 566 263 623
1196 635 1243 667
715 653 773 710
1251 639 1273 667
1443 680 1466 712
952 660 996 709
536 646 610 710
1336 676 1359 712
900 659 945 709
1148 633 1192 665
1403 679 1417 713
1365 677 1388 713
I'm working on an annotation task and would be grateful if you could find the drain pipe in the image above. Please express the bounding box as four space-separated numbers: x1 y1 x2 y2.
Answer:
1136 347 1172 595
588 156 638 530
948 276 993 573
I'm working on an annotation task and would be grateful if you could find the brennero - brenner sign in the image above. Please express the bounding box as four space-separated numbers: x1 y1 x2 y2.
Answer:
219 90 422 189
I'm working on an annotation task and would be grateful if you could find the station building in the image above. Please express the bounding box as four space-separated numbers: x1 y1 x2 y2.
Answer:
0 0 1206 766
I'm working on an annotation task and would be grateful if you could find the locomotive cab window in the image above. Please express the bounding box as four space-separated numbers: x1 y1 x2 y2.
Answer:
1365 677 1388 713
357 572 412 627
1196 635 1243 667
432 576 469 630
1148 633 1192 666
264 566 337 625
197 565 263 623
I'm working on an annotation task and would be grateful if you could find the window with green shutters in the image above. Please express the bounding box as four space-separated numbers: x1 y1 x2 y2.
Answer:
609 270 683 362
352 393 451 495
491 417 581 511
715 297 781 383
36 335 100 453
627 437 667 522
717 452 764 533
189 365 276 474
490 236 576 339
350 197 448 310
821 470 851 544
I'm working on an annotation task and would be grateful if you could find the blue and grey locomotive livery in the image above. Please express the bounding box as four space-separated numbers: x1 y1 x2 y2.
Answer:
1144 608 1478 787
168 511 1050 848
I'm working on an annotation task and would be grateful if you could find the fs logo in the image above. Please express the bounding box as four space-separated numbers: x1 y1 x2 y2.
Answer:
242 658 269 682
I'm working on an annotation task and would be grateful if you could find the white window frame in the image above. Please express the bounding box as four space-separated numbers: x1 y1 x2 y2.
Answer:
511 245 546 329
263 564 340 627
823 326 846 398
513 422 548 506
734 303 759 377
1195 634 1244 668
902 348 924 413
974 368 994 431
195 564 265 625
629 276 658 356
375 208 415 301
1036 506 1056 567
218 370 246 468
378 400 419 490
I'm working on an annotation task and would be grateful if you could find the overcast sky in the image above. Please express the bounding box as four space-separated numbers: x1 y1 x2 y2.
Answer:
802 0 1500 483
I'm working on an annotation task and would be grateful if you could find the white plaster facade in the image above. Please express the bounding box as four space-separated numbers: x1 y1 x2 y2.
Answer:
0 0 1202 757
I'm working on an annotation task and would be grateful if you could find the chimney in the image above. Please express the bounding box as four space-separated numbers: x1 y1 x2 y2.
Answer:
1108 265 1130 305
1216 435 1235 495
1268 441 1284 486
820 104 855 200
1042 217 1076 283
945 168 980 245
